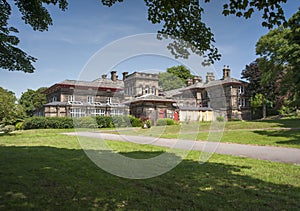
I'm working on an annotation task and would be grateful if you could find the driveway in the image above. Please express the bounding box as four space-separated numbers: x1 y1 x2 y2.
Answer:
65 132 300 165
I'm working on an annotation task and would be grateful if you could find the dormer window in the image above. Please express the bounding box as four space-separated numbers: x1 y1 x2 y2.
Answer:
87 96 94 103
68 95 75 102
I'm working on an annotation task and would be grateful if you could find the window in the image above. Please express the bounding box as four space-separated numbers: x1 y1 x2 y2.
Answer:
52 96 57 102
68 95 75 102
70 108 85 117
91 109 105 116
239 98 246 108
238 86 244 94
152 87 156 95
110 109 123 116
87 96 94 103
106 97 112 104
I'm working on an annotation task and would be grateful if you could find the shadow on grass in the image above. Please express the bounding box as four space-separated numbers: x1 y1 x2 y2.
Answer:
259 118 300 128
0 146 299 210
254 129 300 146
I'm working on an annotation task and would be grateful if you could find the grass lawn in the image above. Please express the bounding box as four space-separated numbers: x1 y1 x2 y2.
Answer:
0 129 299 210
103 118 300 148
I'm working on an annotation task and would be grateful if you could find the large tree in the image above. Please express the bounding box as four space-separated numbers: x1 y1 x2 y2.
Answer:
0 87 25 125
19 87 47 117
241 59 282 118
1 0 289 72
256 8 300 111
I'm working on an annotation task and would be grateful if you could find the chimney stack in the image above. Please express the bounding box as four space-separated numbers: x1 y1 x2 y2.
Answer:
222 65 231 80
122 72 128 81
193 75 202 84
111 71 117 81
206 72 215 83
186 78 193 86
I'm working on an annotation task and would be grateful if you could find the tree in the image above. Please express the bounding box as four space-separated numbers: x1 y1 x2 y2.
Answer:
158 72 185 91
256 8 300 113
1 0 289 72
241 59 283 118
0 87 25 125
19 87 47 117
166 65 193 84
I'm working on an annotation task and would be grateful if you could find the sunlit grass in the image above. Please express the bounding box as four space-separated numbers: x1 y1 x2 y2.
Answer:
0 129 299 210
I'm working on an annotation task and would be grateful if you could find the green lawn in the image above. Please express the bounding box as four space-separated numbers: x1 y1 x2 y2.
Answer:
0 129 299 210
103 118 300 148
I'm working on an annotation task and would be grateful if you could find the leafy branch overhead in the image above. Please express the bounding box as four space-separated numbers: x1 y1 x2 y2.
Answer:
1 0 289 72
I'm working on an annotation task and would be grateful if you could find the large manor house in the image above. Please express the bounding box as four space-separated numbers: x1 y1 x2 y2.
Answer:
36 66 251 122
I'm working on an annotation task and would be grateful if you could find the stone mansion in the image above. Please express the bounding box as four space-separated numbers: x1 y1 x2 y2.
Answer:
35 66 251 122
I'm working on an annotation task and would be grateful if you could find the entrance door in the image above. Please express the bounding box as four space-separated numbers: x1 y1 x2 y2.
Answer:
174 111 179 121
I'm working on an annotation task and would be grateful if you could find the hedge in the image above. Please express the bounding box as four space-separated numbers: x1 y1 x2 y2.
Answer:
22 115 143 130
156 118 177 126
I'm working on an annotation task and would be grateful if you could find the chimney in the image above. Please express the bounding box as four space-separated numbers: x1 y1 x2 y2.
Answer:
122 72 128 81
222 65 231 80
111 71 117 81
186 78 193 86
206 72 215 83
193 75 202 84
102 74 107 79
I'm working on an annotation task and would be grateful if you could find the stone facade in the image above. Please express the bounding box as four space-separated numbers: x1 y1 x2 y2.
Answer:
36 66 251 121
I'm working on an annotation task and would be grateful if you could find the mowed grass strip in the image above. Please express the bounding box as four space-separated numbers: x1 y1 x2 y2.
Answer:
103 118 300 148
0 129 299 210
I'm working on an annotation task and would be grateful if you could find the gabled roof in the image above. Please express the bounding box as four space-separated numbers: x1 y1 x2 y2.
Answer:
44 78 124 94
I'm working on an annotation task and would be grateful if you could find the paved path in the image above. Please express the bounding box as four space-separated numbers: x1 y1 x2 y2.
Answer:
65 132 300 165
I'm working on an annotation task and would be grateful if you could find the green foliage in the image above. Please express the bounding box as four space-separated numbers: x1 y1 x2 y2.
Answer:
216 116 225 122
158 72 186 91
129 115 143 127
73 116 98 128
23 117 74 130
156 118 177 126
166 65 193 85
0 125 15 134
2 1 289 72
142 119 152 129
19 88 47 117
95 116 113 128
15 122 24 130
256 9 300 108
0 87 25 125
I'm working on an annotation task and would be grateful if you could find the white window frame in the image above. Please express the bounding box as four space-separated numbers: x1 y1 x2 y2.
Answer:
70 108 86 117
68 95 75 102
239 86 245 94
110 109 123 116
91 109 105 116
87 96 94 104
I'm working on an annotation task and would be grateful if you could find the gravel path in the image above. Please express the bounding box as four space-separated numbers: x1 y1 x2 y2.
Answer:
65 132 300 165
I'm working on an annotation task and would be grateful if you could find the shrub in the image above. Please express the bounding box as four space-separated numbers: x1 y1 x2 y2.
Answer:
15 122 24 130
1 125 15 134
129 116 142 127
74 116 98 128
216 116 224 122
156 118 177 126
95 116 113 128
23 117 74 130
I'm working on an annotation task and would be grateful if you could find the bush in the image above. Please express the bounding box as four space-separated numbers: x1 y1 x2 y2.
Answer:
15 122 24 130
142 119 152 129
129 116 142 127
1 125 15 134
216 116 224 122
23 117 74 130
95 116 113 128
74 116 97 128
156 118 176 126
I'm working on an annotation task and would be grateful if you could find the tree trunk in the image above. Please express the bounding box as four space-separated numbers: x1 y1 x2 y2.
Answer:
262 95 266 119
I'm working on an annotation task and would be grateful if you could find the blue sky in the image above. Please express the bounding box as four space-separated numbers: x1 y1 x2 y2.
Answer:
1 0 299 98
